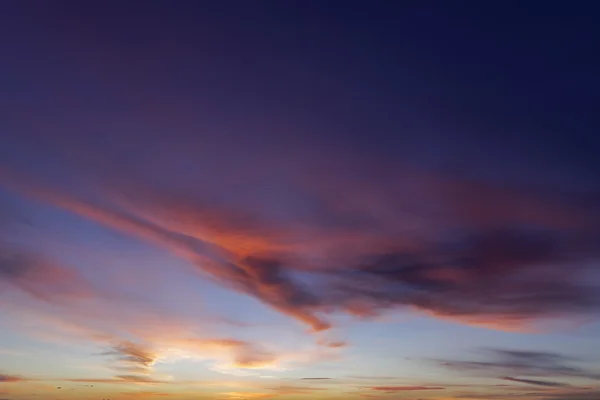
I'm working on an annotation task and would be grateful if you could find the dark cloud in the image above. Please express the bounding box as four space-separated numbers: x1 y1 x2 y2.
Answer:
322 227 600 329
502 376 570 387
236 256 328 331
439 349 600 381
542 391 600 400
220 226 600 331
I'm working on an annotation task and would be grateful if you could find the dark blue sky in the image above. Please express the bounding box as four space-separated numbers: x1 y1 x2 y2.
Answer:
3 2 599 182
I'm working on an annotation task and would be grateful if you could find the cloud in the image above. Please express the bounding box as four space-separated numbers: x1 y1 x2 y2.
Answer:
0 375 24 383
19 182 600 332
103 341 157 374
439 349 600 381
120 392 171 398
332 225 600 329
0 193 95 305
368 385 445 391
316 339 347 348
269 385 327 395
300 377 331 380
92 336 285 379
220 383 328 399
115 376 167 384
194 338 278 370
221 393 277 399
541 390 600 400
502 376 570 387
0 198 304 379
0 245 94 303
67 376 166 385
3 136 600 334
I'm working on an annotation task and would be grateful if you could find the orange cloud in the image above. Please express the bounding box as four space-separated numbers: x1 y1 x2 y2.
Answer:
171 338 279 370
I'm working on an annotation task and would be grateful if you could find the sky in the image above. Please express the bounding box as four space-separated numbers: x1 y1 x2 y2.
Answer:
1 1 600 399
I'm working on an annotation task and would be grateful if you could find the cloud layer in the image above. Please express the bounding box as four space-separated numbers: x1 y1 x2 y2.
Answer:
439 348 600 385
2 136 600 334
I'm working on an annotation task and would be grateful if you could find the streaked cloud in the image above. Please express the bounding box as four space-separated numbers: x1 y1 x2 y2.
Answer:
66 376 167 385
502 376 570 387
120 392 172 398
439 349 600 382
300 378 331 380
0 375 24 383
367 385 445 391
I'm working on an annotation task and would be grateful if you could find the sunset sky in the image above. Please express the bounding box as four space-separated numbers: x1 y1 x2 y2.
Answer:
1 2 600 400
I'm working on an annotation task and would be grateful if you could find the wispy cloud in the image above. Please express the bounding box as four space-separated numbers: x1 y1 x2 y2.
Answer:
102 341 157 374
300 377 331 380
502 376 570 387
66 376 167 385
539 389 600 400
368 385 445 391
0 374 25 383
439 348 600 382
0 245 94 303
120 392 172 398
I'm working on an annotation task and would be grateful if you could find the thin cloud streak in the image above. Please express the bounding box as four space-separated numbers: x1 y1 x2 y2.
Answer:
0 374 25 383
502 376 570 387
439 349 600 382
368 385 445 391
